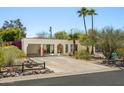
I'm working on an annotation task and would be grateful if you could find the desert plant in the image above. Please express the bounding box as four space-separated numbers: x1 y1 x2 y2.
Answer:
68 30 81 55
116 48 124 58
88 29 97 55
0 46 26 66
0 48 6 72
97 27 124 59
74 50 91 60
78 7 89 52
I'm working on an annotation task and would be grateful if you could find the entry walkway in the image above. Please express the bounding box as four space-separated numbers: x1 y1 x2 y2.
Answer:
31 56 119 74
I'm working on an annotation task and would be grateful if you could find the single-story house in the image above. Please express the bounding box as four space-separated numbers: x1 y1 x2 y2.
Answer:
21 38 95 56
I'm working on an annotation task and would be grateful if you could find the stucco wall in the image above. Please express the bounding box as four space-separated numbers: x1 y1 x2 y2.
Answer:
22 38 81 55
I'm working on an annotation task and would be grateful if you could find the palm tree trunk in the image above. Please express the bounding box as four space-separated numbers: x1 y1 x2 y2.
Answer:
86 46 89 53
91 14 94 55
83 16 87 35
83 15 89 53
92 15 93 32
73 39 76 55
91 45 94 55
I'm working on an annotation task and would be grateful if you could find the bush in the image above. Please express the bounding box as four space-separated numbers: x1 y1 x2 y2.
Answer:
97 27 124 59
74 50 91 60
0 46 26 66
0 49 5 66
116 48 124 58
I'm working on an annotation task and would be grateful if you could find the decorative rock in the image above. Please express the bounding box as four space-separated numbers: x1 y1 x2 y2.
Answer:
19 73 24 76
0 73 3 78
32 70 36 75
15 73 19 77
3 72 8 77
35 70 41 74
11 72 16 77
16 70 22 74
6 72 11 77
23 71 33 76
40 69 46 74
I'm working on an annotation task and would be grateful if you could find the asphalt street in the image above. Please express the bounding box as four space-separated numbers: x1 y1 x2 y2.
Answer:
1 70 124 86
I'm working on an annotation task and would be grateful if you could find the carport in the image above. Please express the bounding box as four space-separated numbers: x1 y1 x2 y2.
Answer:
27 44 41 56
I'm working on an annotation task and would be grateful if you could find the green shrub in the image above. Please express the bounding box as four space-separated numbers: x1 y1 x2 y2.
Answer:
116 48 124 58
0 46 26 66
74 50 91 60
0 49 5 66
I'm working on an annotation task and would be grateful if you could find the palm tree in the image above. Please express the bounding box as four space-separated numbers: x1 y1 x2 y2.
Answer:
68 29 81 55
78 7 89 52
88 9 97 33
78 7 88 35
88 29 97 55
88 9 97 54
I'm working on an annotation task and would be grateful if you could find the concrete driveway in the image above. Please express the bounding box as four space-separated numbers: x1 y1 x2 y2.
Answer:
0 56 120 83
31 56 119 74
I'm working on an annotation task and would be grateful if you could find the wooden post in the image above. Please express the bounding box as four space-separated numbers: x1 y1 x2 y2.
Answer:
43 62 45 69
22 63 24 72
0 67 1 73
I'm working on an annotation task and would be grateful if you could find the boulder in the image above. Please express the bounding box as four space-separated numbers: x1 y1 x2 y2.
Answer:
10 72 16 77
0 73 3 78
35 70 41 74
40 69 46 74
23 71 33 76
15 73 20 77
3 72 8 77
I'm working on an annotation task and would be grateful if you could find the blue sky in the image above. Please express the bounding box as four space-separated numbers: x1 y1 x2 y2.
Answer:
0 7 124 37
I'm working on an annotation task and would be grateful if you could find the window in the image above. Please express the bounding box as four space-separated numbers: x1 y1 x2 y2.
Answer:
70 44 73 52
65 44 68 53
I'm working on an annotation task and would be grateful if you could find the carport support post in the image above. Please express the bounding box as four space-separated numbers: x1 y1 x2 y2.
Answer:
63 44 66 54
40 44 43 56
23 44 28 55
54 44 57 55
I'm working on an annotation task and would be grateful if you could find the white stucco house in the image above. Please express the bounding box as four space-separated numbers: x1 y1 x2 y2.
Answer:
21 38 94 56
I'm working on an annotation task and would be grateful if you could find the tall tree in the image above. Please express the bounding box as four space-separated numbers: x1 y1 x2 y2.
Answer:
0 28 21 41
88 29 97 55
78 7 88 35
78 7 89 52
88 9 97 54
88 9 97 33
2 19 26 38
55 31 68 39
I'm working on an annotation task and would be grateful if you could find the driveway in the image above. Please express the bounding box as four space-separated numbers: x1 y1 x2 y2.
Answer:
31 56 119 74
0 56 120 84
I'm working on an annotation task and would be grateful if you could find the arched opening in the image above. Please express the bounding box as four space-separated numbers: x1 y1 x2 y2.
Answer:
57 44 63 54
